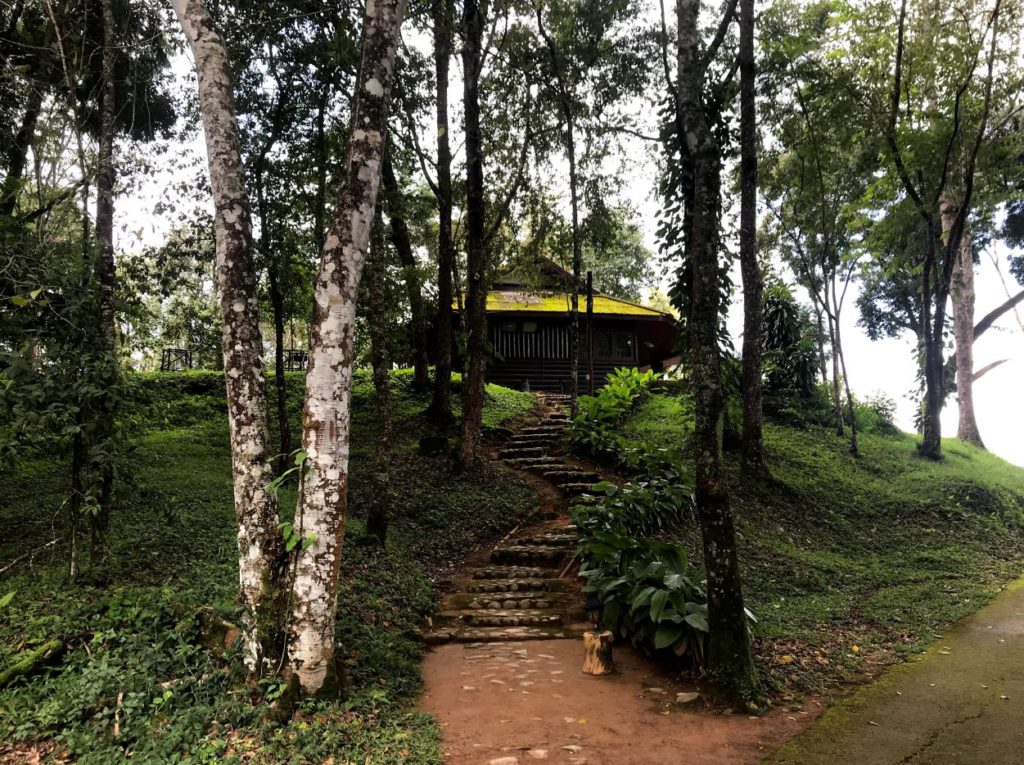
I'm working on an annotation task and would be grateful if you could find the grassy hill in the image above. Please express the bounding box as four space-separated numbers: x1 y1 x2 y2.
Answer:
624 391 1024 695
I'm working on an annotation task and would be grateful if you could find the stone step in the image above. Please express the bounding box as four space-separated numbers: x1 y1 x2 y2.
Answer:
543 469 600 483
448 592 566 610
423 624 577 644
466 577 569 594
523 461 568 475
500 445 548 458
510 431 558 442
514 533 575 547
503 456 562 467
473 565 556 579
491 545 568 565
440 609 564 628
507 437 557 450
558 482 598 496
519 425 567 435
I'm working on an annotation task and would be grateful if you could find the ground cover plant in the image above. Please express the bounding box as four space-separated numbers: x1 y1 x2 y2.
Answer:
0 372 537 763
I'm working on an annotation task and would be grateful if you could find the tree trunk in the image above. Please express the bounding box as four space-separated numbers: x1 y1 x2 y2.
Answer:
832 306 859 455
428 0 455 427
366 213 392 544
948 222 983 446
171 0 284 670
90 0 118 559
919 223 943 459
0 80 42 217
824 298 844 436
582 630 614 675
382 153 429 390
675 0 759 703
269 263 292 470
813 302 829 385
455 0 486 469
535 8 581 410
738 0 763 475
285 0 405 697
314 84 329 254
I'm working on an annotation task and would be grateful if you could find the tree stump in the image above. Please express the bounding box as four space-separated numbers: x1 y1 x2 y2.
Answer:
582 630 614 675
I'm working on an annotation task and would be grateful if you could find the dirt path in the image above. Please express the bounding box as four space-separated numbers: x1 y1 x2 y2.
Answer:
420 638 819 765
766 576 1024 764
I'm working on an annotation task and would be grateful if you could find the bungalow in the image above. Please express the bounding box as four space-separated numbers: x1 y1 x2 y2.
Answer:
455 259 679 393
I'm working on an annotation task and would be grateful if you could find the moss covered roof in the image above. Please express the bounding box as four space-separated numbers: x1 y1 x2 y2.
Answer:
455 290 672 318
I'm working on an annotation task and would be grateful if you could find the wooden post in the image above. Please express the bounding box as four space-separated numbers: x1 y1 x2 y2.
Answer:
582 629 613 675
586 270 595 395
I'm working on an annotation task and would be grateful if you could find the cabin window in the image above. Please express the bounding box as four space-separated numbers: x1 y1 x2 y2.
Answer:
595 330 636 360
501 320 517 333
522 321 538 333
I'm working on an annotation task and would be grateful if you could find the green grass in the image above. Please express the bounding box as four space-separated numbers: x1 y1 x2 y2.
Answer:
0 371 538 764
625 393 1024 695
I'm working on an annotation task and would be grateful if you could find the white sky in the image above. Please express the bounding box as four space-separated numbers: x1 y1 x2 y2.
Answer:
122 21 1024 468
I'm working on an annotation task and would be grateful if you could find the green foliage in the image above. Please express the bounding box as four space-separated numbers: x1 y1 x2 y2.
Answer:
568 367 655 461
854 392 899 436
0 371 536 762
761 282 819 396
579 529 711 663
571 446 717 663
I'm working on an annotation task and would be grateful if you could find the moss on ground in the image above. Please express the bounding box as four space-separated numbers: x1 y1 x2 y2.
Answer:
0 372 537 764
625 393 1024 696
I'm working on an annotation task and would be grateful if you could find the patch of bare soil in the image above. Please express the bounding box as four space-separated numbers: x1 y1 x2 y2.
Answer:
419 639 823 765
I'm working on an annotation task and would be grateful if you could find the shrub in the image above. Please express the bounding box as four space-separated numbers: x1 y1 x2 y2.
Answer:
568 367 655 461
579 529 710 662
856 392 900 435
571 449 718 663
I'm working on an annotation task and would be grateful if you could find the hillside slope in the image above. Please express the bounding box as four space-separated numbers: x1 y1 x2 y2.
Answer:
625 392 1024 694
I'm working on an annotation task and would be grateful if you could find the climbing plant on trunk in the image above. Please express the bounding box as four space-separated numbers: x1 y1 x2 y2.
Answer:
671 0 760 703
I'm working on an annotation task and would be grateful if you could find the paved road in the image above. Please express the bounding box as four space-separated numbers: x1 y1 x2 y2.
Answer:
765 577 1024 764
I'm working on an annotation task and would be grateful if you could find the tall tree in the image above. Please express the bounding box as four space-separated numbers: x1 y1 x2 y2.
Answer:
738 0 764 473
170 0 284 669
534 3 583 411
285 0 406 696
455 0 486 468
672 0 760 701
89 0 118 554
884 0 1002 459
427 0 456 426
381 151 430 391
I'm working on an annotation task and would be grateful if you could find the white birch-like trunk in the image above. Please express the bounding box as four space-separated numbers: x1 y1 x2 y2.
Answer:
171 0 282 669
285 0 406 696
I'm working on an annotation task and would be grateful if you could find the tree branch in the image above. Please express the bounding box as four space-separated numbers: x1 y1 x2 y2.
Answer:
974 287 1024 340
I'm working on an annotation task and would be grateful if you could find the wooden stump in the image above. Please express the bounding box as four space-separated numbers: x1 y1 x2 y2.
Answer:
582 630 614 675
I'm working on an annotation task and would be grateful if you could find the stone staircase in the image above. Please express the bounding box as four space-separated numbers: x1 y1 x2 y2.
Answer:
424 393 603 645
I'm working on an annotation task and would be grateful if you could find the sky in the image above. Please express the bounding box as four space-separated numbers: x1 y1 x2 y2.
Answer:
124 20 1024 468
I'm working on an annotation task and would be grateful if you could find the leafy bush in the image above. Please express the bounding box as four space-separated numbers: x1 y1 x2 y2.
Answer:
571 447 721 663
579 530 711 662
855 392 899 435
568 367 655 461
